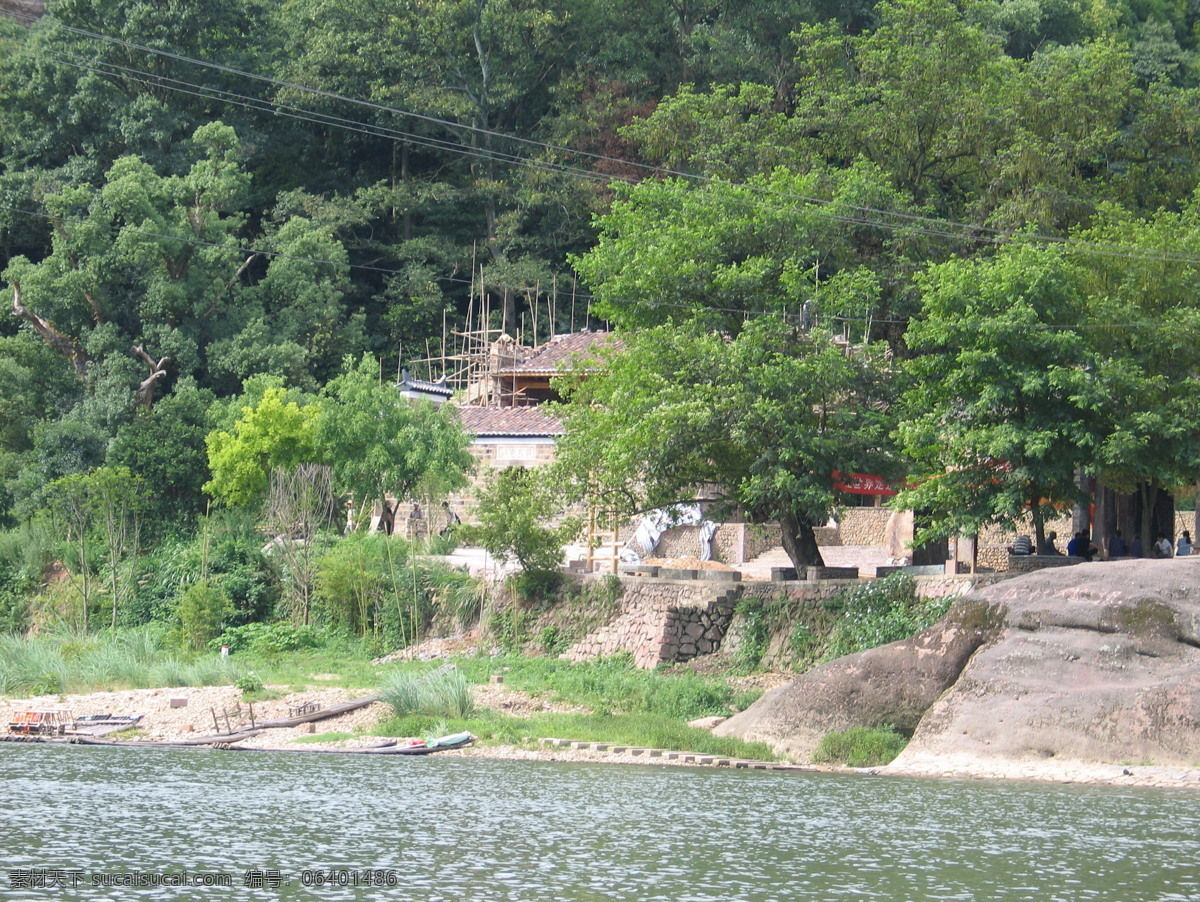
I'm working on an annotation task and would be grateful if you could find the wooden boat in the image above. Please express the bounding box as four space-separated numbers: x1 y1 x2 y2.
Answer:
357 732 475 755
224 731 476 755
63 731 476 755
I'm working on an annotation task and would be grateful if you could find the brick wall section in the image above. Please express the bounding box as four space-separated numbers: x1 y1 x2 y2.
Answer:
742 524 782 560
654 525 704 560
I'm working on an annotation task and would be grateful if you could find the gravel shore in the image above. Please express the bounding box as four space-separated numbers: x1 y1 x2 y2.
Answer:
5 683 1199 789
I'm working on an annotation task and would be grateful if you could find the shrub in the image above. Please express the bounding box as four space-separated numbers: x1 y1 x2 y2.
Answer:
461 466 578 595
813 725 908 767
487 605 531 654
235 672 264 694
211 621 322 656
539 625 568 655
175 582 233 651
733 597 769 672
823 573 950 660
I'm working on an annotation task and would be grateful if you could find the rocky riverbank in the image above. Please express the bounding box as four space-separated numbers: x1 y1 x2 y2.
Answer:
6 677 1200 788
715 558 1200 791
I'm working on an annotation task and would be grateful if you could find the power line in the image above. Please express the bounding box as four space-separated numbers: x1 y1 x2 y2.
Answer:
12 10 1200 266
7 201 1192 334
33 44 1200 269
0 202 807 323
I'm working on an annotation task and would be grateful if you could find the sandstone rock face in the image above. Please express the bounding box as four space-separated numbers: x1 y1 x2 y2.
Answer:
713 599 997 760
716 559 1200 769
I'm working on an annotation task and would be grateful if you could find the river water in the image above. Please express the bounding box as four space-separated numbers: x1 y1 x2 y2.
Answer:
1 743 1197 901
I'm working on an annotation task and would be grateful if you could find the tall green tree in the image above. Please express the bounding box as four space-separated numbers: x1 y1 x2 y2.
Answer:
896 241 1101 549
1072 201 1200 541
554 319 898 568
107 378 217 531
45 465 144 630
316 354 473 525
3 123 255 396
0 0 274 178
574 164 921 335
204 386 321 509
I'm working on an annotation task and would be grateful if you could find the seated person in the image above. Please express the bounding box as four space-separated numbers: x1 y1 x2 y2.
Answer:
1108 530 1127 557
1067 531 1098 562
1040 531 1062 555
1009 534 1033 555
1177 530 1193 557
1154 534 1173 558
1066 531 1086 558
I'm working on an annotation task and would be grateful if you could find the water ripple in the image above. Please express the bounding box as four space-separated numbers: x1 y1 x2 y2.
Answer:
1 745 1198 900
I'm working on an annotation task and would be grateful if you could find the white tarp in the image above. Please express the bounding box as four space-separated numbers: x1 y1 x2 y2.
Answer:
620 504 718 563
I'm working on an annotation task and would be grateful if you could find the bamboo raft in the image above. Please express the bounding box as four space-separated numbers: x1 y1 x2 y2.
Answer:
4 691 475 755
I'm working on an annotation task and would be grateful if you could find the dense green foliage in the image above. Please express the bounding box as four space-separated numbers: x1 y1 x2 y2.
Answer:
554 319 898 567
822 573 952 659
462 466 579 592
4 0 1200 628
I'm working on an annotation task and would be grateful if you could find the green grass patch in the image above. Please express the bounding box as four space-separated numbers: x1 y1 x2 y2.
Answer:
455 655 756 720
379 666 475 718
372 709 778 761
812 725 908 767
240 687 285 703
0 627 251 696
108 727 148 741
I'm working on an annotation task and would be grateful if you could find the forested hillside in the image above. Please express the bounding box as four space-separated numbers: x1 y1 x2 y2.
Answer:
3 0 1200 631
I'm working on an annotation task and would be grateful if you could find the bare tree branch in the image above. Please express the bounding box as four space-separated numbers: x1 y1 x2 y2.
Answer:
11 280 90 379
131 342 170 411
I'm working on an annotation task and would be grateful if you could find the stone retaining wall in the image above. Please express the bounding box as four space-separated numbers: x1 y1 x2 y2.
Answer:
564 572 1000 670
836 507 893 545
563 579 740 668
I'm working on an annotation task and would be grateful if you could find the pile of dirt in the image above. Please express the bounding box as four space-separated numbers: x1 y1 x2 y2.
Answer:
374 632 489 663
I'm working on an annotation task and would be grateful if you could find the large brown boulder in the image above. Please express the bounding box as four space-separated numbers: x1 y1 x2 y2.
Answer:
713 597 1000 760
716 559 1200 769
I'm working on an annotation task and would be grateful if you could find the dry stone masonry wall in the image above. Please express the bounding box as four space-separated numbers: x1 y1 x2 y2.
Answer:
564 579 740 668
564 573 991 669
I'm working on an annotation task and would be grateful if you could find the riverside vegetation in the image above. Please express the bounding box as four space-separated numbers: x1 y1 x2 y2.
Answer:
1 566 936 766
7 0 1200 772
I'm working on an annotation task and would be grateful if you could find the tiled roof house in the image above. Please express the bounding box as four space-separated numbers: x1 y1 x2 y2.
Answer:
456 330 615 471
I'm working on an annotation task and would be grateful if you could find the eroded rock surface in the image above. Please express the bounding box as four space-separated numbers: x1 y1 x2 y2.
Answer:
713 598 998 760
715 559 1200 770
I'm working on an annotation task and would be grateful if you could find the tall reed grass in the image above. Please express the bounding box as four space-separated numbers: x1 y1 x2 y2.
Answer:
379 666 475 719
0 627 244 696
